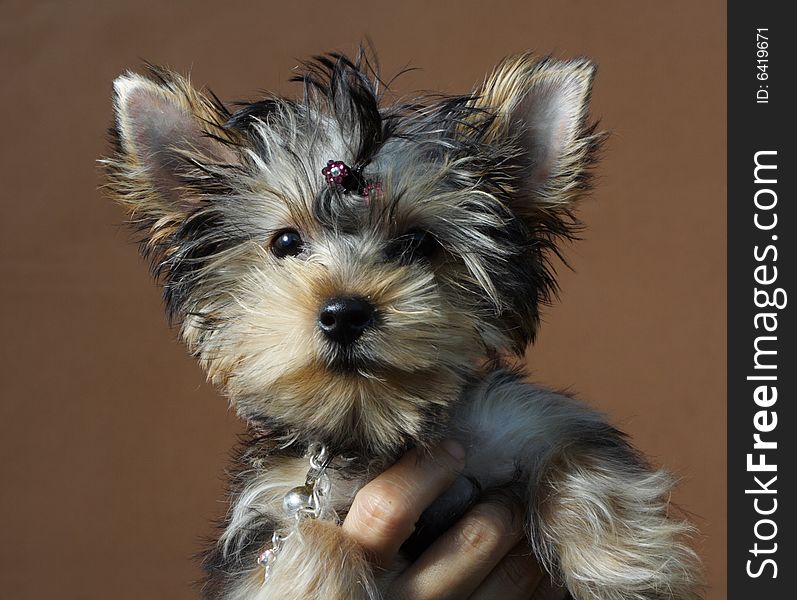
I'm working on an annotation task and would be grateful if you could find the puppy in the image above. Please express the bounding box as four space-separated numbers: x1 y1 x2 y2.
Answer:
104 49 702 599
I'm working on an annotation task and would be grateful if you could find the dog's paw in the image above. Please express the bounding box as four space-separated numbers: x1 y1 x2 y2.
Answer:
532 457 703 600
229 520 376 600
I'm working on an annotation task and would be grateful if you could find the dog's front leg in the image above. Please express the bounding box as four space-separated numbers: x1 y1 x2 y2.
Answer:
215 519 375 600
203 449 377 600
455 370 703 600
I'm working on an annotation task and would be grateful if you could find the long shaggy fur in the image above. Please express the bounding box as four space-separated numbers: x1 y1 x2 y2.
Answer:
103 48 702 600
536 457 700 600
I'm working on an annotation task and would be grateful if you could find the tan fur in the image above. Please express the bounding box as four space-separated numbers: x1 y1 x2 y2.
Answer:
473 54 605 216
105 69 241 252
178 234 482 451
228 520 374 600
534 453 704 600
220 455 312 557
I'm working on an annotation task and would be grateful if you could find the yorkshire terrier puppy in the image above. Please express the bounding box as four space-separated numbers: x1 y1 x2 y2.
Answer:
104 49 702 599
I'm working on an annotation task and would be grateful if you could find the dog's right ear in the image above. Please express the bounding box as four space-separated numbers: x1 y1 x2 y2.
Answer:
104 67 239 249
471 54 603 215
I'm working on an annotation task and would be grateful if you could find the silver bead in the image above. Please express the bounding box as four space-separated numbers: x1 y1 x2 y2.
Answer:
257 547 277 567
282 484 314 517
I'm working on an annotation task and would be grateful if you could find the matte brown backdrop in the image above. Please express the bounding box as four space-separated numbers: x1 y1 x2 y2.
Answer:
0 1 726 598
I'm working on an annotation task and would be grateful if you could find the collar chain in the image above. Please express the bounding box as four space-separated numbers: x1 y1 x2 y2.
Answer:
256 442 335 582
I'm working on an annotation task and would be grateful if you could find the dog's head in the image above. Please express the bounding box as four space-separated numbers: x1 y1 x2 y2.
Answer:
105 51 601 454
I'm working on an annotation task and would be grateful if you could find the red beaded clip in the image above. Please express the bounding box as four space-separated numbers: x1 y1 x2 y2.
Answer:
322 160 381 202
321 160 351 186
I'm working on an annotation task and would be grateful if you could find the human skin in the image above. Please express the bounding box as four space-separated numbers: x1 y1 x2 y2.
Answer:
342 441 550 599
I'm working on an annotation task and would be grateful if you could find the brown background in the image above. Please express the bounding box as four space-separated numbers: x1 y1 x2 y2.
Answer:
0 1 726 598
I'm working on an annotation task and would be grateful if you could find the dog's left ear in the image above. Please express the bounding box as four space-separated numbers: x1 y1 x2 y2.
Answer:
473 54 602 212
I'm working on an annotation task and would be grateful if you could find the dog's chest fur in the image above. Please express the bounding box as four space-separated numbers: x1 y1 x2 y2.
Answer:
217 368 604 561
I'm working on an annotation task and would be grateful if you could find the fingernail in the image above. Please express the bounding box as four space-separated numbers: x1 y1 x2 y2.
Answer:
440 438 466 463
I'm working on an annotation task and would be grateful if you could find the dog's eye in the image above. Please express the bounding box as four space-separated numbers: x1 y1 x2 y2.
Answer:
387 229 440 263
270 229 304 258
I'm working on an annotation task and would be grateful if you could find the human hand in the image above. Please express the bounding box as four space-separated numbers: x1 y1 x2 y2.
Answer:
342 441 558 599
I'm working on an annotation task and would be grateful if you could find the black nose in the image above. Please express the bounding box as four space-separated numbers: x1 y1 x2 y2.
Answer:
318 297 375 345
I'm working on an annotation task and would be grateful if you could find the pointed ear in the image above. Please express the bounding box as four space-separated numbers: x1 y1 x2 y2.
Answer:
473 54 603 210
104 67 239 246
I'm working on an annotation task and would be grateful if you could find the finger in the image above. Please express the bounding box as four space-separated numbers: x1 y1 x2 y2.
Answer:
343 440 465 567
469 542 544 600
388 493 524 600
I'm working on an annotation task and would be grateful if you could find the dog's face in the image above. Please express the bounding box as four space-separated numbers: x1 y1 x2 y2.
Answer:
105 52 600 454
